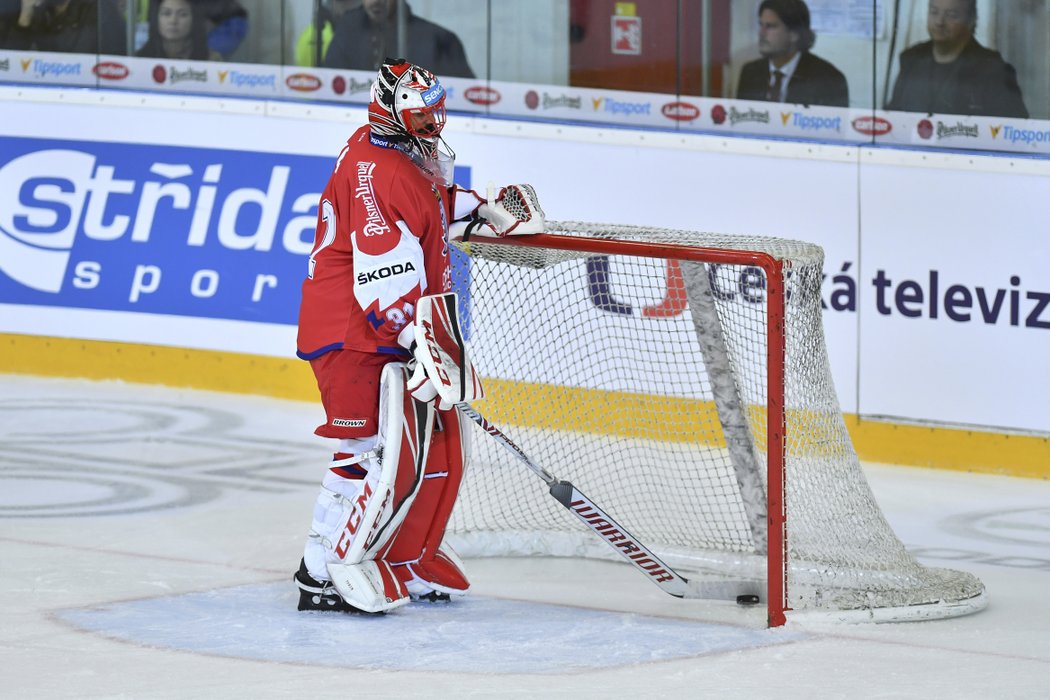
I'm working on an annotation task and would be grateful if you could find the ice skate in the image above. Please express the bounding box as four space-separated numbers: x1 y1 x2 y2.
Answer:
293 559 367 614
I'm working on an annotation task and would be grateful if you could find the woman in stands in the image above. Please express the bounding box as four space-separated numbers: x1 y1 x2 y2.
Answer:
136 0 219 61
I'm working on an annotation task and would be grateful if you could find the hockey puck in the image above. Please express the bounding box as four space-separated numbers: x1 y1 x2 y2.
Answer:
736 594 760 605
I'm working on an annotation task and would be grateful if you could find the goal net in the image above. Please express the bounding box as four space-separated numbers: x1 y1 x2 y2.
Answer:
445 221 985 625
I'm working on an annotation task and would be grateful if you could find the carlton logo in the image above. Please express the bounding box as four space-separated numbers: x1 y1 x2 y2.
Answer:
286 73 321 92
852 115 892 136
464 86 500 106
93 62 129 80
661 102 700 122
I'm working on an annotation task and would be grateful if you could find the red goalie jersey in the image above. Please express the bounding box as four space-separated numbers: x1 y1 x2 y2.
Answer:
297 125 475 359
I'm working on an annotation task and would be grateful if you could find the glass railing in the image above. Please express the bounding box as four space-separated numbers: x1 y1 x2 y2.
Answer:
1 0 1047 155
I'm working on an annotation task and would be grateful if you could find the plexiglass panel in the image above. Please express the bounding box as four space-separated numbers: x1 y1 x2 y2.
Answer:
0 1 1047 154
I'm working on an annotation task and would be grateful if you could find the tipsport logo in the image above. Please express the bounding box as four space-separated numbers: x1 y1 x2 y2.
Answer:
0 137 330 324
990 124 1050 146
591 97 651 117
20 57 82 78
779 112 842 132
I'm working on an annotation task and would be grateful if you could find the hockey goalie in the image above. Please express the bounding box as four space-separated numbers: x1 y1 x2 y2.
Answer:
293 58 545 613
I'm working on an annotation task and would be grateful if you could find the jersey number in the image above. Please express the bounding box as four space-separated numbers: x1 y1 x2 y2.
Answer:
308 199 337 280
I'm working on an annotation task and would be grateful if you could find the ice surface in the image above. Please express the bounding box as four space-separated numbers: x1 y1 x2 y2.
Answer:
60 586 799 673
1 375 1048 698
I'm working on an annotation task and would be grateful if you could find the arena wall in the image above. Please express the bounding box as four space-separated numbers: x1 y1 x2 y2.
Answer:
1 86 1047 477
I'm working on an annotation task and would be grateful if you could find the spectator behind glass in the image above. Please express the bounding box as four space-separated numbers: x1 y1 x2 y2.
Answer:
736 0 848 107
113 0 150 53
0 0 126 54
323 0 474 79
137 0 220 60
0 3 16 42
887 0 1027 118
296 0 356 67
195 0 245 59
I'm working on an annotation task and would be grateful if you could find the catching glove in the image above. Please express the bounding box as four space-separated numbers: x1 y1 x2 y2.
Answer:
465 183 545 238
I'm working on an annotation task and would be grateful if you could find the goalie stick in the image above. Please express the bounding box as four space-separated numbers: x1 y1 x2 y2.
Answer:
455 403 762 604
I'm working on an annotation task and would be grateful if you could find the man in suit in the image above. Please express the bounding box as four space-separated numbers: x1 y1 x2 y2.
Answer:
736 0 848 108
323 0 474 79
886 0 1027 118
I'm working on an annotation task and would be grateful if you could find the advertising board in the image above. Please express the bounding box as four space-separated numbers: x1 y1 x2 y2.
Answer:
1 88 1048 433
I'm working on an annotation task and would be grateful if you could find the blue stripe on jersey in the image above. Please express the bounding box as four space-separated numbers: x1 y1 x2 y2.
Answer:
296 342 344 360
377 346 411 356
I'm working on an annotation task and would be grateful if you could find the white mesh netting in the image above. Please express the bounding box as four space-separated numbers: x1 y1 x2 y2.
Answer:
446 221 985 620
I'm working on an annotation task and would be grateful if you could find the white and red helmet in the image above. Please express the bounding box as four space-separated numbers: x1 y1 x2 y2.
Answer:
369 59 455 185
369 59 448 158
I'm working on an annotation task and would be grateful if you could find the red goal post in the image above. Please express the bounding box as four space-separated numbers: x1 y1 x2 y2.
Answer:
447 222 985 626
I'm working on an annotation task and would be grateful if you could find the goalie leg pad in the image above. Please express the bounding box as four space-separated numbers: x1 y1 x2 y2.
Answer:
326 560 411 613
389 408 471 596
397 543 469 598
304 364 435 585
336 362 435 565
303 467 368 583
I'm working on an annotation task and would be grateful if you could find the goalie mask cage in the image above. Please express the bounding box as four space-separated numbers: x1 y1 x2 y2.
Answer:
447 222 986 626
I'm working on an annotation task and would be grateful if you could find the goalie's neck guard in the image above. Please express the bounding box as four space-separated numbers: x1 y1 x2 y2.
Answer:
369 130 456 188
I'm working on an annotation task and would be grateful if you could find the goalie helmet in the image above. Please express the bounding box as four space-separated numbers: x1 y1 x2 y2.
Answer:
369 58 455 186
